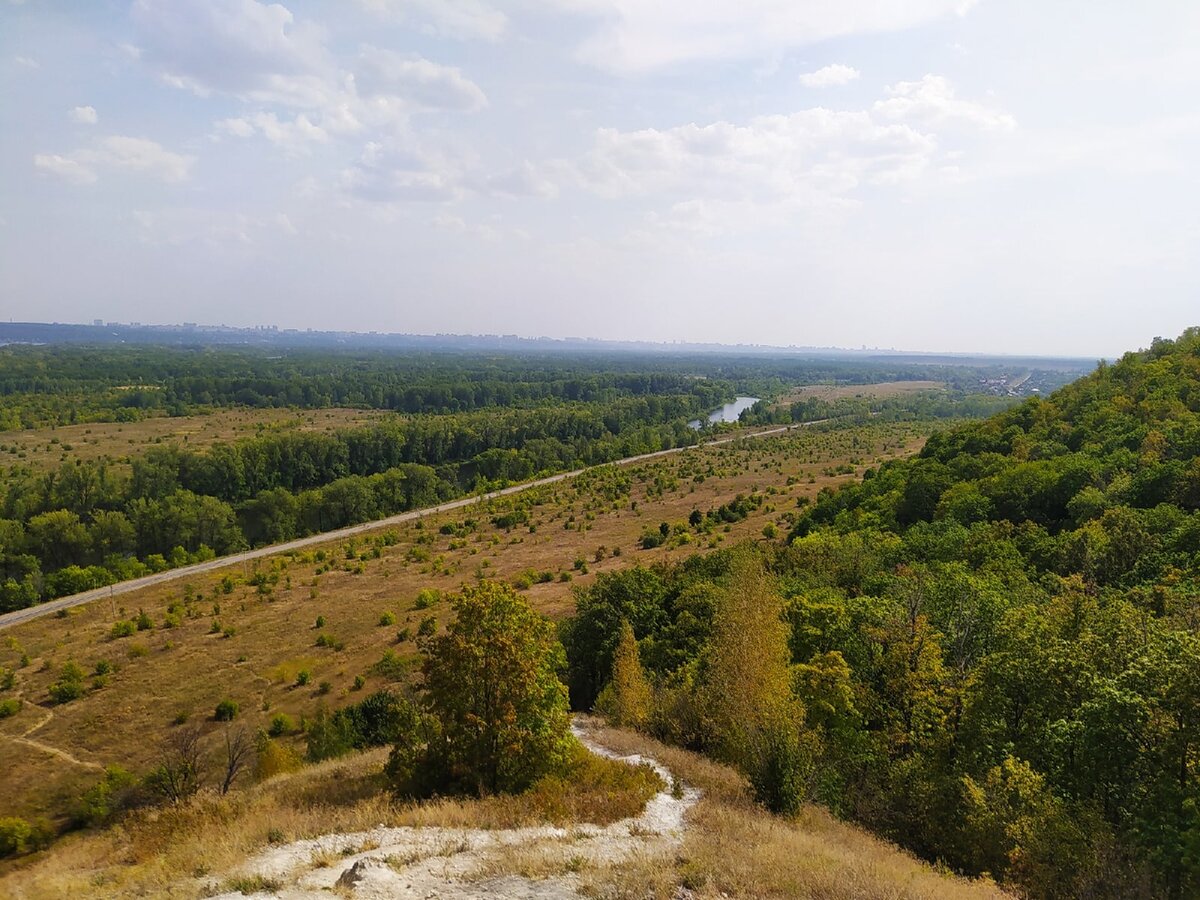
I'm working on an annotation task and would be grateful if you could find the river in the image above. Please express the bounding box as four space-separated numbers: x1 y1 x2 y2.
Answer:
688 396 760 430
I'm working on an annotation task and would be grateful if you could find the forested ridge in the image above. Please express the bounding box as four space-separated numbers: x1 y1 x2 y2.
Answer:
565 328 1200 898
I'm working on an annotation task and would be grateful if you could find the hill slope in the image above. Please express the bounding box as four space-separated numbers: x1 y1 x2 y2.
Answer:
776 328 1200 896
0 718 1008 900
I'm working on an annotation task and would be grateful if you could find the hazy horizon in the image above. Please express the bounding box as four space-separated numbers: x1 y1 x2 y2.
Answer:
3 1 1199 358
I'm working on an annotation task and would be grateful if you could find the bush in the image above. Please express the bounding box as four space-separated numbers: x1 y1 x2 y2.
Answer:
304 706 357 762
295 670 311 686
72 766 139 828
413 588 440 610
371 650 414 681
0 698 21 718
48 661 86 704
135 609 153 631
254 732 301 781
214 698 240 721
0 816 33 857
109 620 136 639
378 611 396 627
268 713 294 737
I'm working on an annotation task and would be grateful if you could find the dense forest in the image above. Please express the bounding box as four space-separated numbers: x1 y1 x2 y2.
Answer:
565 328 1200 898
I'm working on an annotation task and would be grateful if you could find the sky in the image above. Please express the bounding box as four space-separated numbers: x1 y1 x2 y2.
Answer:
2 1 1199 357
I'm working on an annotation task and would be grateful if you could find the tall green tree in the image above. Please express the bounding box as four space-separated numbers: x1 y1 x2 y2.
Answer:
417 581 572 795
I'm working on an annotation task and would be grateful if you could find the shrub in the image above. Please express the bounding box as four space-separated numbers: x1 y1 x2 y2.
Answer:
0 817 33 857
254 733 301 781
0 698 21 718
304 706 357 762
268 713 294 737
371 650 414 681
413 588 440 610
417 616 437 637
295 670 311 686
72 766 139 828
109 620 136 639
135 609 153 631
214 698 240 721
48 661 86 704
378 611 397 627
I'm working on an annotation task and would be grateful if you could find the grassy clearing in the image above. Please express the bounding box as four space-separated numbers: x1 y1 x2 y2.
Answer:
778 379 947 404
0 408 385 473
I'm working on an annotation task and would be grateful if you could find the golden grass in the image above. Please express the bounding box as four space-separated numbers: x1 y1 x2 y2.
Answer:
0 734 660 899
0 420 930 828
780 380 947 403
0 408 386 473
584 724 1010 900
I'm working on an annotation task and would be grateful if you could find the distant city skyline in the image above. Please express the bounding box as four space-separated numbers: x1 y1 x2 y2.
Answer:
3 2 1199 358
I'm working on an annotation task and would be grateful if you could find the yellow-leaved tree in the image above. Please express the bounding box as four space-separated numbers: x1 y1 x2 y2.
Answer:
595 619 652 729
699 548 816 815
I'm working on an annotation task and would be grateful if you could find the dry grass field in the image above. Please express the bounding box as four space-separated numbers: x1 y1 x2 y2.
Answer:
0 420 929 833
779 379 946 404
0 716 1008 900
0 408 388 473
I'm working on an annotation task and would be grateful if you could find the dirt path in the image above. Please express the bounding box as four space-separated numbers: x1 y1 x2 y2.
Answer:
2 704 103 772
208 719 700 899
0 423 806 632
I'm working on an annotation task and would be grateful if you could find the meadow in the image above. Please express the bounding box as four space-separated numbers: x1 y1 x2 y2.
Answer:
0 418 929 828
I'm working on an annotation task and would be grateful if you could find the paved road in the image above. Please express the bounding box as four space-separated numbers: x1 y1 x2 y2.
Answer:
0 423 805 631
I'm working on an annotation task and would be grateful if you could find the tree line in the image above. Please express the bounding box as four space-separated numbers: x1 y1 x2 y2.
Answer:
0 395 714 610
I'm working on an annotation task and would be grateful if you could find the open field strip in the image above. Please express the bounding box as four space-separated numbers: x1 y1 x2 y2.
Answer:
0 424 800 631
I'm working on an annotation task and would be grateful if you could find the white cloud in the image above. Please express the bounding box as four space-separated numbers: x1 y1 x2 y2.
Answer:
69 105 99 124
217 112 328 154
34 153 97 185
34 136 195 184
339 141 463 203
555 0 977 73
357 0 507 41
874 74 1015 132
561 75 1015 230
14 55 38 68
216 117 257 138
356 48 488 111
474 161 559 199
572 109 936 203
799 63 859 87
132 0 331 96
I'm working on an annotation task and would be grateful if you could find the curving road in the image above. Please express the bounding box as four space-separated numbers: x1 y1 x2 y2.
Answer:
0 423 807 632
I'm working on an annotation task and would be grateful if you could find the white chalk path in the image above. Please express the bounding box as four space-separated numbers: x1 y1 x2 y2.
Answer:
208 720 700 900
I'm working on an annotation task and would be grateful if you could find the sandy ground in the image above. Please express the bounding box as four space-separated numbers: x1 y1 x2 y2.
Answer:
207 719 700 899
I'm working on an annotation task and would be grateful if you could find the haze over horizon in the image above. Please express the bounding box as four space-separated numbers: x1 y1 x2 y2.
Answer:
3 1 1198 358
